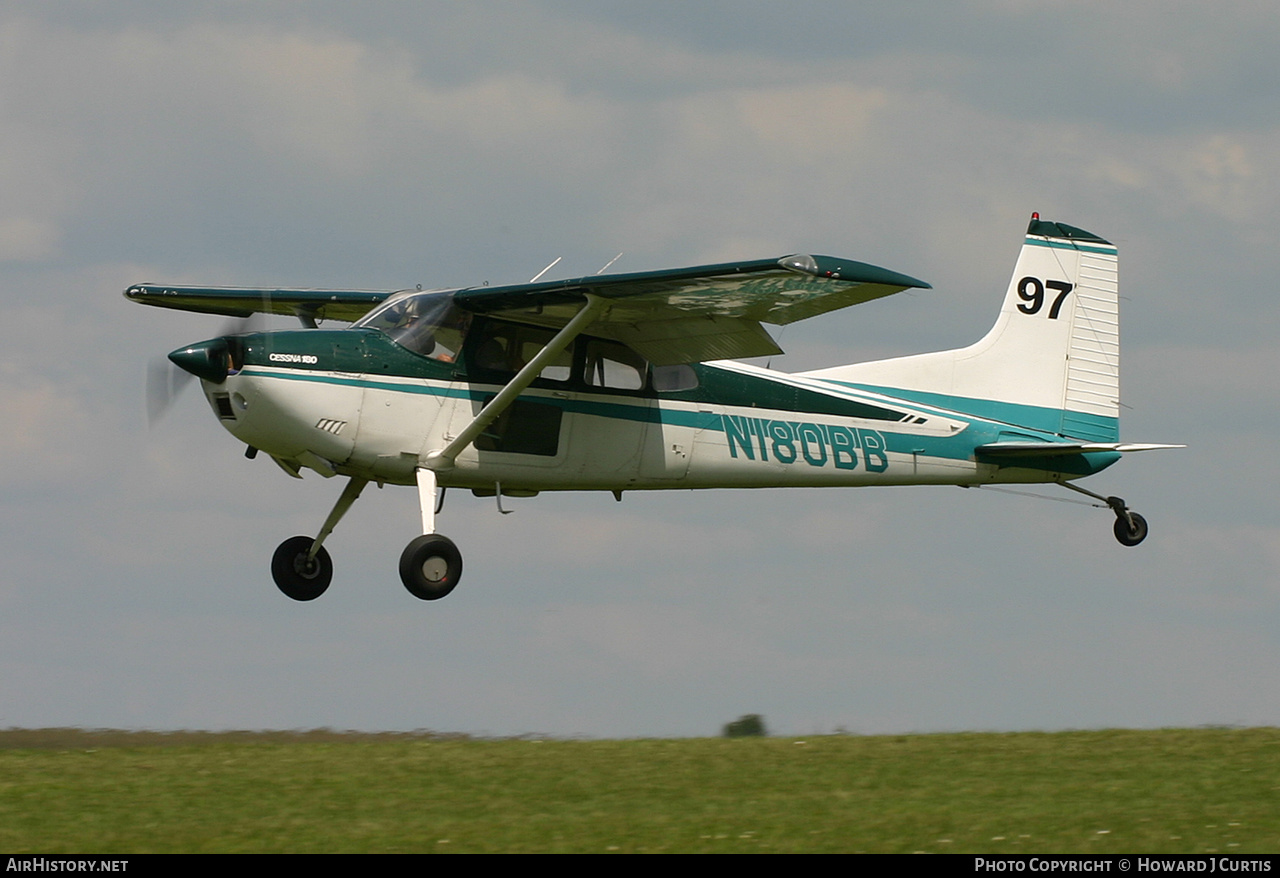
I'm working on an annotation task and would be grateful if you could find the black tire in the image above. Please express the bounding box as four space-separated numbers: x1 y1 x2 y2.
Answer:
399 534 462 600
1113 512 1148 547
271 536 333 601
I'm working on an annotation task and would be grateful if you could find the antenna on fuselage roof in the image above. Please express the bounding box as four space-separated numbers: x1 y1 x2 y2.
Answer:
529 256 562 283
596 253 623 275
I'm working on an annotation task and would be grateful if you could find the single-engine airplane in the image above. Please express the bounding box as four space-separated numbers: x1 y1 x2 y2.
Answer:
128 215 1179 602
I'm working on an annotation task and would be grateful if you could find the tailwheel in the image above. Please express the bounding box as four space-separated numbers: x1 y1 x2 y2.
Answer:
271 535 333 601
400 534 463 600
1058 482 1153 548
1113 511 1149 547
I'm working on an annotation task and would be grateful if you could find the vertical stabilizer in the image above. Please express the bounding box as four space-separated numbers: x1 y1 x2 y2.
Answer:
802 216 1120 441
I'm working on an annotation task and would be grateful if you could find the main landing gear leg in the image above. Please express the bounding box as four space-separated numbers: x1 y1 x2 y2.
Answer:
399 467 462 601
393 297 601 601
271 476 369 601
1059 480 1149 547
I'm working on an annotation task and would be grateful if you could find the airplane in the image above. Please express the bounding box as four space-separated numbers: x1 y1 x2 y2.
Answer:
127 214 1180 602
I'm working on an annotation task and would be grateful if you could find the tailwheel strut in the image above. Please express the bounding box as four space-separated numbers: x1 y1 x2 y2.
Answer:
1059 480 1149 547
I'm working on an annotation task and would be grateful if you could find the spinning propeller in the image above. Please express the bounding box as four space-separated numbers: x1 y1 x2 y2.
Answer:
146 313 262 424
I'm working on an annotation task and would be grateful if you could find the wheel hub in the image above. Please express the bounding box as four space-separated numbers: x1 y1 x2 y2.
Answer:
420 556 448 583
399 533 462 600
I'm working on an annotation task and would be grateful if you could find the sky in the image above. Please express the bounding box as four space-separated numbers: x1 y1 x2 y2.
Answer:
1 1 1277 738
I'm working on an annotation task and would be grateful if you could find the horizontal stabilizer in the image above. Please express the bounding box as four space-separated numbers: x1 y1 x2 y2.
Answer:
976 442 1185 458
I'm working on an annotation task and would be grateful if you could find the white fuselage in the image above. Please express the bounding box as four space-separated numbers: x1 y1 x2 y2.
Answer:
202 359 1073 495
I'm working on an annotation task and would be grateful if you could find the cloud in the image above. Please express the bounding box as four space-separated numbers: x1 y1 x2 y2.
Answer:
0 218 60 262
0 363 90 481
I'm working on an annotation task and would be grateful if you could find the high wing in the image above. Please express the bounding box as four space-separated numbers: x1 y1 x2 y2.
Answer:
125 254 930 364
453 255 930 364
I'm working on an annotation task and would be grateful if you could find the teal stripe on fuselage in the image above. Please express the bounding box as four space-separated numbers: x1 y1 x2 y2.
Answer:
813 380 1119 442
240 366 716 430
242 362 938 433
239 364 1105 468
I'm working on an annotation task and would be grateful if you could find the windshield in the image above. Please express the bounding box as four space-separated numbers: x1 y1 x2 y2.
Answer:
354 291 471 361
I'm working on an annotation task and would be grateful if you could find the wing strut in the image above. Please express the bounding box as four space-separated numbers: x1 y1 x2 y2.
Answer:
422 294 609 472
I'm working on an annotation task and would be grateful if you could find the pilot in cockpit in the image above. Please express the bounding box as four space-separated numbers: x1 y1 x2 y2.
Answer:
372 293 471 363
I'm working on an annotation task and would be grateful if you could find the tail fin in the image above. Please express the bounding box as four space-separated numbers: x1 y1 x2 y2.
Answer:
802 215 1120 441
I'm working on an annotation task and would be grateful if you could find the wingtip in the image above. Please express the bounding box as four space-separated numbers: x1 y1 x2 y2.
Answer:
782 254 931 290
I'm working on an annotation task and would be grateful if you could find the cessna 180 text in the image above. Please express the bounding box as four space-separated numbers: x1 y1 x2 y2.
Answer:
128 215 1179 602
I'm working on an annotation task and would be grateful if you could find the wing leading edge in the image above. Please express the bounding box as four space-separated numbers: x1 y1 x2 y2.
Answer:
125 254 930 364
122 284 398 325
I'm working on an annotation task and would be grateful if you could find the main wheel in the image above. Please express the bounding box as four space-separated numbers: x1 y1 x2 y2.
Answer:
399 534 462 600
1113 512 1149 547
271 536 333 601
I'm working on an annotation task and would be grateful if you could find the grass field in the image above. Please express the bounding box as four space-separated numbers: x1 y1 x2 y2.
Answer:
1 727 1277 853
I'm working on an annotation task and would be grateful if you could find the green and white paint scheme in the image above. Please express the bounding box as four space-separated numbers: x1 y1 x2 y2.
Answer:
128 215 1179 602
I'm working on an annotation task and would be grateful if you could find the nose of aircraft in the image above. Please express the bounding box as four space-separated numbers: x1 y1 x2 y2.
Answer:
168 338 230 384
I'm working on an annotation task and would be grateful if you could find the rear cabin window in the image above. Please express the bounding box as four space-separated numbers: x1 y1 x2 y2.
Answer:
651 363 699 392
584 339 646 391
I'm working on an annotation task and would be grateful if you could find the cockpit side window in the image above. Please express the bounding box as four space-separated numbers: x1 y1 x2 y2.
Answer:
465 318 655 394
470 322 572 382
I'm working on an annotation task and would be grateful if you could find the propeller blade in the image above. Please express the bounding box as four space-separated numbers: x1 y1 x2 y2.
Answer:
218 312 262 337
146 356 194 426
